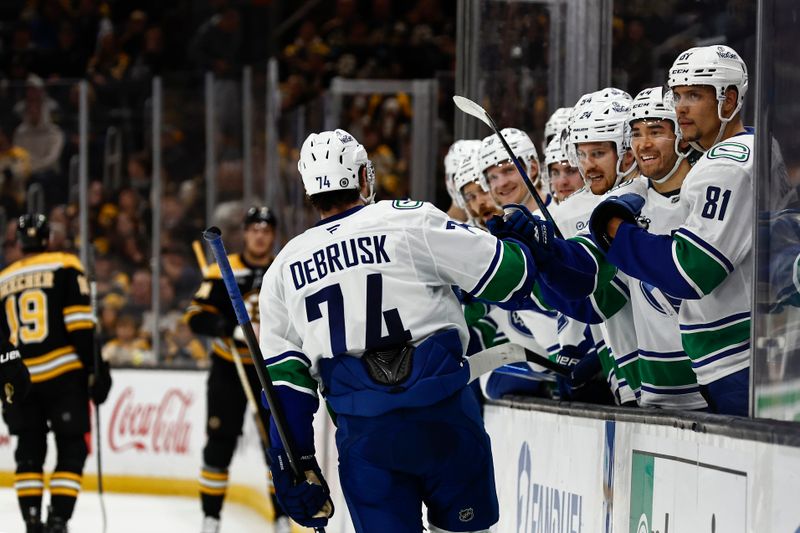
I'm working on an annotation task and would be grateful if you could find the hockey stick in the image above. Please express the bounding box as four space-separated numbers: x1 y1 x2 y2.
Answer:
192 240 209 275
202 227 329 533
466 343 570 383
86 246 108 533
191 240 272 453
453 95 564 239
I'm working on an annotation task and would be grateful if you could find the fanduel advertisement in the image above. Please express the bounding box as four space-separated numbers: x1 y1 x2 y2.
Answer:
517 441 584 533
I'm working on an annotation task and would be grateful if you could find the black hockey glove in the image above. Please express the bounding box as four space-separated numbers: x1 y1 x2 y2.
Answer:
0 343 30 406
589 193 647 252
487 204 555 265
89 359 113 405
268 448 334 528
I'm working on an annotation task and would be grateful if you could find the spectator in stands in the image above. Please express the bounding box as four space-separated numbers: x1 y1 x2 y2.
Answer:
87 33 130 86
164 319 207 367
161 245 200 307
43 21 87 80
13 75 64 208
128 25 165 81
0 122 30 218
4 23 37 82
102 313 154 367
28 0 64 52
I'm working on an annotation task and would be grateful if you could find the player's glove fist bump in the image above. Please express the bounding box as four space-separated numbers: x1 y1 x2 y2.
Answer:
488 203 555 265
268 448 334 527
589 193 647 252
0 342 30 406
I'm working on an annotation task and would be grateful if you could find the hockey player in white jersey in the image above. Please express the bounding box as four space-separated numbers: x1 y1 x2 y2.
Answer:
451 148 564 399
519 87 708 409
590 45 752 416
258 129 539 532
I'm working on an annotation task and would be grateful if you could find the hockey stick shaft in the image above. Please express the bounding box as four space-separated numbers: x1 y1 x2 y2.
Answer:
453 95 563 239
227 340 271 451
86 247 108 533
202 228 299 473
203 227 328 532
192 240 271 451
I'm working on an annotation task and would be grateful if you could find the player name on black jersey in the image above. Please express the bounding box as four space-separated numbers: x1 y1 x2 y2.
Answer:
0 271 55 299
290 235 391 290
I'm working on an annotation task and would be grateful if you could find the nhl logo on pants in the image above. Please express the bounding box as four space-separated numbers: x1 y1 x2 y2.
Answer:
458 508 474 522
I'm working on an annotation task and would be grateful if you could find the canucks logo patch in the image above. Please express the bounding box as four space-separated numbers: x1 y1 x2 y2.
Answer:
509 311 533 337
707 142 750 163
392 200 423 210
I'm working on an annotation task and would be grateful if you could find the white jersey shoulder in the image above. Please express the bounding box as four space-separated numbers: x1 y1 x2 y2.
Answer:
260 199 518 370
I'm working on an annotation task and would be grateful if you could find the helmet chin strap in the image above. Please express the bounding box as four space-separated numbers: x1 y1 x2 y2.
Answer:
359 161 376 204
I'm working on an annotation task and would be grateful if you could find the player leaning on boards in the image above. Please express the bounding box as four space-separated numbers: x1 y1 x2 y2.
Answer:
184 207 289 533
590 45 752 416
258 129 539 532
507 89 642 406
512 88 708 410
0 214 112 533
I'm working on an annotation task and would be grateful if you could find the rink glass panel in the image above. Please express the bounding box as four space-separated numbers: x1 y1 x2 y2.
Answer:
610 0 757 115
470 0 562 147
752 0 800 421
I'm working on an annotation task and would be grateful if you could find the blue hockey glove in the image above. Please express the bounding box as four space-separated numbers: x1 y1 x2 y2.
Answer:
268 448 334 528
487 204 555 264
589 193 648 252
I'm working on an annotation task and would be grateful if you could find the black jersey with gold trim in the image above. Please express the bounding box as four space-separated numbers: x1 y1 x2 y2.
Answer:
0 252 96 383
184 254 270 365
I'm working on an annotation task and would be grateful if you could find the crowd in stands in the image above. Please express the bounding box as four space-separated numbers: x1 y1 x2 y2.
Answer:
0 0 457 369
0 0 757 375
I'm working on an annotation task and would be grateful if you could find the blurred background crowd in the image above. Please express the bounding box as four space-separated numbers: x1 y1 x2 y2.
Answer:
0 0 759 370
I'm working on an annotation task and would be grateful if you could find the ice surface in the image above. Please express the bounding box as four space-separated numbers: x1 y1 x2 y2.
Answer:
0 489 275 533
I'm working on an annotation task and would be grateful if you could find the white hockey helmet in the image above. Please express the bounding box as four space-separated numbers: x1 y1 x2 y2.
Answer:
567 89 636 185
444 139 482 208
543 136 569 174
666 45 749 148
453 151 487 196
298 129 376 203
543 107 572 152
628 86 684 184
478 128 539 191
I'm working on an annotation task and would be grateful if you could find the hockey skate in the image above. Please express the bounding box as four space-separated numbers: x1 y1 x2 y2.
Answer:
44 515 68 533
275 515 291 533
200 515 220 533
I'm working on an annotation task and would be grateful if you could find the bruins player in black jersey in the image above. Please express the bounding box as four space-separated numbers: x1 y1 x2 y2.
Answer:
0 214 112 533
185 207 289 533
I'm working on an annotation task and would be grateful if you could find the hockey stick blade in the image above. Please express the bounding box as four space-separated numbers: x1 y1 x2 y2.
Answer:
453 95 496 129
467 344 570 383
452 94 563 239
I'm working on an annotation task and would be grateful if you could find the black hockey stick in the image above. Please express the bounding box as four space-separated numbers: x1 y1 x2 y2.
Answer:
453 95 564 239
203 227 329 533
86 245 108 533
191 240 272 456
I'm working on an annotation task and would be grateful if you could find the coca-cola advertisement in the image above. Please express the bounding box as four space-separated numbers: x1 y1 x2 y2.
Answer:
108 386 193 455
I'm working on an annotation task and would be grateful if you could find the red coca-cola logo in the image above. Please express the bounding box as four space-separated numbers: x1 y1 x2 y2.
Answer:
108 386 193 455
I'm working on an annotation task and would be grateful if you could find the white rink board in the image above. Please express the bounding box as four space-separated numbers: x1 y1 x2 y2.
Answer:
0 369 270 495
485 403 800 533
